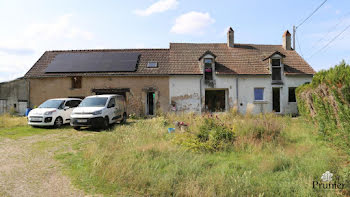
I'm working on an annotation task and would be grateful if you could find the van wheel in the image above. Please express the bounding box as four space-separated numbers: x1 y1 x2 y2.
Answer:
54 117 63 128
102 117 109 129
120 113 127 124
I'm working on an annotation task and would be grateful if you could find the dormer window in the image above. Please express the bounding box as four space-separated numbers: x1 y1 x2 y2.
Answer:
272 59 281 67
271 58 281 81
147 61 158 68
204 58 213 81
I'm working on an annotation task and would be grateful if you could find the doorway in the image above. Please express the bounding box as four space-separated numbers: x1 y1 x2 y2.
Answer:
272 88 280 112
147 92 155 115
205 90 226 112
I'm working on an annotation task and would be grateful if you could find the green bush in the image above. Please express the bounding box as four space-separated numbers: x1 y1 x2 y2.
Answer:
296 60 350 154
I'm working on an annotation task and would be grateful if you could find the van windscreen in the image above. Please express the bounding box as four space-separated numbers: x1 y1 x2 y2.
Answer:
79 97 108 107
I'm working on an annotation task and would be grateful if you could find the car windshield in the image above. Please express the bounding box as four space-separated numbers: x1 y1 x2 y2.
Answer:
38 100 64 109
79 97 108 107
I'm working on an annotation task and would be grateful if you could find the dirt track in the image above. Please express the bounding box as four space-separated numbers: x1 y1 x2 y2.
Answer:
0 131 88 197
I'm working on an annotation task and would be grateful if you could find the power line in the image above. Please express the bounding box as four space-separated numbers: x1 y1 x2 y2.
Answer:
308 23 350 59
296 32 304 57
308 11 350 51
296 0 328 28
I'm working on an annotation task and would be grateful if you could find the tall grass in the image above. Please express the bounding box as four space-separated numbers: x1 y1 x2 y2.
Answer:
0 113 27 128
56 112 349 196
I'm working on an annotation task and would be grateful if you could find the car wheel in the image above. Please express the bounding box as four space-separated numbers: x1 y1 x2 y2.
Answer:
102 117 109 129
54 117 63 128
73 126 81 130
120 113 127 124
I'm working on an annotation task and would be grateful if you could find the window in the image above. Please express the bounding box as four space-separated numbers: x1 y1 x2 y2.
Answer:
272 59 281 67
288 87 296 102
71 77 82 89
271 59 282 81
147 61 158 68
107 98 115 108
272 68 282 80
204 58 213 64
204 58 213 80
65 100 81 108
254 88 264 101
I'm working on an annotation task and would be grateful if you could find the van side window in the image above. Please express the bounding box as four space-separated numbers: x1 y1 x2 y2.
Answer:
65 100 81 108
107 98 115 108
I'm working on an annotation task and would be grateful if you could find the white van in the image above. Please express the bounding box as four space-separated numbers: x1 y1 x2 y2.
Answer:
70 95 127 129
28 98 82 127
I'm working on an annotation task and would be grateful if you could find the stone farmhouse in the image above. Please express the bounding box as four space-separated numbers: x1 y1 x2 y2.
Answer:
23 27 315 116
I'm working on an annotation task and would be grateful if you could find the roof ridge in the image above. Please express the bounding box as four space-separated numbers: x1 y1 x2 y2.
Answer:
47 48 169 52
170 42 283 46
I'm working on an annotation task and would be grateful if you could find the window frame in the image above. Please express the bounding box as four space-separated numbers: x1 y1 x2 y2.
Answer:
254 88 264 101
288 87 297 102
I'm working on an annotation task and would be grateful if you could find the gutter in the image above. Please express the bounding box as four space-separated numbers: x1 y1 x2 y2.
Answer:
236 76 239 113
200 76 203 113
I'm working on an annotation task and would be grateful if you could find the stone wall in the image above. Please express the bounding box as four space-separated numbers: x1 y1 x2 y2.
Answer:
29 76 169 116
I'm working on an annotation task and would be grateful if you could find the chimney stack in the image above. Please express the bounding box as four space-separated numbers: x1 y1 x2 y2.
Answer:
227 27 234 48
282 30 291 50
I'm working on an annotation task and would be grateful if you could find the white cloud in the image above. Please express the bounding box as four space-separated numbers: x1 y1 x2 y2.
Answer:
0 14 94 82
134 0 178 16
25 14 93 41
170 11 215 35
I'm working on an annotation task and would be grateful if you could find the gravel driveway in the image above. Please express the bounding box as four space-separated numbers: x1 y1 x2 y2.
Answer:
0 130 92 197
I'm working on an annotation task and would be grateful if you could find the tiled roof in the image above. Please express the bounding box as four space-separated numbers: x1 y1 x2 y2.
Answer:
169 43 315 75
25 49 170 77
24 43 315 78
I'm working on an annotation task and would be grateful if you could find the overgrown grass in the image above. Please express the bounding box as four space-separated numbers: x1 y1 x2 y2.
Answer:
0 113 27 128
56 113 349 196
0 114 70 139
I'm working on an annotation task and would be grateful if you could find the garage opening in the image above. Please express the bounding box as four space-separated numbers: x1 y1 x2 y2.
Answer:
205 90 226 112
147 92 155 115
92 88 129 100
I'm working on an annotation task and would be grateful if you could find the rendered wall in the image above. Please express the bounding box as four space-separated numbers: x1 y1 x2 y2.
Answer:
169 76 201 113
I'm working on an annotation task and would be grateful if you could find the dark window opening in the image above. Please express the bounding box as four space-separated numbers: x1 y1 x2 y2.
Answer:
13 103 17 108
272 59 281 67
71 77 82 89
273 88 280 112
289 87 296 102
147 92 155 115
65 100 81 108
107 98 116 108
205 90 226 112
272 67 281 80
204 58 213 81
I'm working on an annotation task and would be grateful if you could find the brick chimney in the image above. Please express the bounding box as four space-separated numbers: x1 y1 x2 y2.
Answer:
282 30 291 50
227 27 234 48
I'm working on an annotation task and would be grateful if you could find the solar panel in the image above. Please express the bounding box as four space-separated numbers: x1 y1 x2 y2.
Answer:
45 52 140 73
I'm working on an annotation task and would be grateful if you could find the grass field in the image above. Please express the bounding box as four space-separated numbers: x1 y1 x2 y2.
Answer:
0 113 349 196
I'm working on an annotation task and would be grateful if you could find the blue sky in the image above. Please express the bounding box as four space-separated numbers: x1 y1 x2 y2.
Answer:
0 0 349 82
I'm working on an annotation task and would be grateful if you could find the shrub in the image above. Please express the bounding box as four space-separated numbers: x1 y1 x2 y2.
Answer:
173 113 286 152
296 60 350 154
173 115 235 152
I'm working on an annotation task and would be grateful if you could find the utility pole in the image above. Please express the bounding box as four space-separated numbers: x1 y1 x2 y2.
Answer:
293 25 296 50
